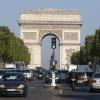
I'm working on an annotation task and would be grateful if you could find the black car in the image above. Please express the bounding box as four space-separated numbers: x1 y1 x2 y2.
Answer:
36 69 44 80
0 72 27 96
57 70 68 83
0 70 6 80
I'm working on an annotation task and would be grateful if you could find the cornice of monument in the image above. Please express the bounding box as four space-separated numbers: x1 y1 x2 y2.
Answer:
20 8 80 15
19 20 82 25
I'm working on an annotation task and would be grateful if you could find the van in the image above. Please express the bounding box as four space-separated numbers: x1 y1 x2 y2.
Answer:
68 64 77 72
4 64 16 70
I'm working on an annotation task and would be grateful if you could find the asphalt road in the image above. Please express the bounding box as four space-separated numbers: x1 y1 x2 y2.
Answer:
0 79 100 100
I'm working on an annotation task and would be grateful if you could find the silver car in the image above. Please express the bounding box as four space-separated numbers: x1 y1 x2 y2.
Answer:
90 72 100 92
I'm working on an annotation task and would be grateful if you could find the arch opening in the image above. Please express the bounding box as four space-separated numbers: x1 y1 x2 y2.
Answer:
41 33 60 70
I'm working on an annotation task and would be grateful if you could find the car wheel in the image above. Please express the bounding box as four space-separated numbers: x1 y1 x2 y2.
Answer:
23 92 27 97
22 89 27 97
0 93 2 97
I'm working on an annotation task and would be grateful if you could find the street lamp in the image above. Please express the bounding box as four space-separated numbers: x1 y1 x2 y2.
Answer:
50 36 57 87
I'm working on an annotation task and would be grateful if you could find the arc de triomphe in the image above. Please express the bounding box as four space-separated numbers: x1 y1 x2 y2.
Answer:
19 8 82 69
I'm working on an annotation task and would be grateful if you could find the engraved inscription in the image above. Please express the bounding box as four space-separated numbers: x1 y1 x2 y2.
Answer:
23 32 37 40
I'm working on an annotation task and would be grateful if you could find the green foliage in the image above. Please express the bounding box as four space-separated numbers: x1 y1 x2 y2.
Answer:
95 29 100 58
79 46 87 64
71 51 80 65
0 26 30 66
71 28 100 65
85 35 94 62
71 46 86 65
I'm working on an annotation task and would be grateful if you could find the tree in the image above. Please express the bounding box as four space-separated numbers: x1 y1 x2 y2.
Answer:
71 51 80 65
0 26 30 68
85 35 94 63
79 46 87 64
71 28 100 66
95 29 100 58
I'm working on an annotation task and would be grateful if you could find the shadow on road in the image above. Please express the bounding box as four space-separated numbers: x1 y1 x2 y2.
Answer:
55 88 100 100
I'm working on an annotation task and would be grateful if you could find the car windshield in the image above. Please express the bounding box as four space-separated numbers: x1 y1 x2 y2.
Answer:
3 74 23 81
93 73 100 78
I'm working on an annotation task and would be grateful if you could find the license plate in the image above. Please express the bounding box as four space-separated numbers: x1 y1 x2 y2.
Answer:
7 89 16 91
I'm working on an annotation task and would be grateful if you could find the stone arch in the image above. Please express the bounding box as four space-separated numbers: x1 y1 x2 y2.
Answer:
40 32 60 69
39 30 62 44
19 8 82 69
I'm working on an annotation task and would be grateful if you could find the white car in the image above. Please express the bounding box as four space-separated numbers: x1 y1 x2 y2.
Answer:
4 64 16 69
23 70 33 80
90 72 100 92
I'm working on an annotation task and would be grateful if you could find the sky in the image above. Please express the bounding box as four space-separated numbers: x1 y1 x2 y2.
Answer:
0 0 100 44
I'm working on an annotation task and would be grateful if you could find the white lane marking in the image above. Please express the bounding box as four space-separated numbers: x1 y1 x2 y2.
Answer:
59 89 63 94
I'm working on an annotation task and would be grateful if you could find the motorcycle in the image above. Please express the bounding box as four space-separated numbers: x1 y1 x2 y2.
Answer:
71 78 76 90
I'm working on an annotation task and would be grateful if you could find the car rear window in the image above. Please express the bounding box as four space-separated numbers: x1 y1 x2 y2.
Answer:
76 72 85 76
93 73 100 78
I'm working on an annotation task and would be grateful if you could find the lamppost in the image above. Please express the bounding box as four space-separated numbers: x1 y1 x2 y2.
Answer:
50 37 57 87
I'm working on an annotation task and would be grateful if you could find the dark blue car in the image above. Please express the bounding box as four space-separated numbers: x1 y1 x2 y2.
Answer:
0 72 27 96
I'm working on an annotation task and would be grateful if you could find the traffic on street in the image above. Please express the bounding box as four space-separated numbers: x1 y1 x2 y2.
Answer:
0 66 100 100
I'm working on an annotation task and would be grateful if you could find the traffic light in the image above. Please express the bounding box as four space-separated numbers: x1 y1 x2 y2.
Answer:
51 38 56 49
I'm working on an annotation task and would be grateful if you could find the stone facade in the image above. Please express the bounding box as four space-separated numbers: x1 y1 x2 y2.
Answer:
19 8 82 69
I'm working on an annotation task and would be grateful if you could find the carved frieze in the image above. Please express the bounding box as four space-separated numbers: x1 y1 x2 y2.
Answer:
23 32 37 40
64 32 78 40
39 30 62 40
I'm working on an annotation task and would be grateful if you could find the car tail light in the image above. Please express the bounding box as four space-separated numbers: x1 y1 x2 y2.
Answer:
91 80 96 83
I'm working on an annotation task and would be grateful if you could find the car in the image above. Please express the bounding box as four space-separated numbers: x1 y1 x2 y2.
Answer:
14 69 33 81
4 63 16 70
89 72 100 92
36 68 44 80
44 70 51 83
0 72 27 96
57 70 68 83
22 70 33 81
0 70 7 80
86 71 94 82
75 72 88 84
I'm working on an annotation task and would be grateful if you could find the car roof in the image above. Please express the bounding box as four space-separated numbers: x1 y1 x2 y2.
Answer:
93 72 100 74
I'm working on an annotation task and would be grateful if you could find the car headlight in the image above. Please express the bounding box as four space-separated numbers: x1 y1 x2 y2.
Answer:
0 84 4 88
18 84 25 88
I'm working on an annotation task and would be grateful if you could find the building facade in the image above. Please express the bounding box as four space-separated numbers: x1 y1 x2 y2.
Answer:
19 8 82 69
